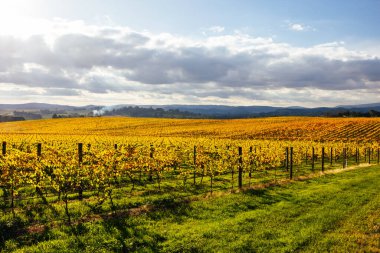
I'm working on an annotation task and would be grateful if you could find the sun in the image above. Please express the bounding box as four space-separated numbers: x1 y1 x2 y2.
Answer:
0 0 39 36
0 0 31 17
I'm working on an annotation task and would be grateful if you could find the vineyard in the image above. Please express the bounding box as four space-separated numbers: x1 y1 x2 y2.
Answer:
1 116 380 251
1 116 380 140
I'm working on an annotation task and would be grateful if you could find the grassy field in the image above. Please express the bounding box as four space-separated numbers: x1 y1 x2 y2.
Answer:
1 164 379 252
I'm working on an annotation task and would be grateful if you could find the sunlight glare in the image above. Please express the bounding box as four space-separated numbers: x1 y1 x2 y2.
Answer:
0 0 41 37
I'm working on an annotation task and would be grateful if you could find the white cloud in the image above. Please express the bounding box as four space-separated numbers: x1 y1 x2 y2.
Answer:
290 23 305 31
287 22 314 32
201 26 225 36
0 17 379 106
208 26 225 33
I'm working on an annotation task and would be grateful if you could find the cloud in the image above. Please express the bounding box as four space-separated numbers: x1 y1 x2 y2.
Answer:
291 23 304 31
43 88 81 96
287 22 314 32
208 26 225 33
201 26 225 36
0 18 379 106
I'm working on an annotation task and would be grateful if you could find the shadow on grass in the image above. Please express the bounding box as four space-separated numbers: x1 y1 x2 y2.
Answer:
101 216 165 252
147 197 193 221
243 188 269 197
0 215 54 251
23 202 59 224
139 183 208 197
243 187 293 205
0 216 25 250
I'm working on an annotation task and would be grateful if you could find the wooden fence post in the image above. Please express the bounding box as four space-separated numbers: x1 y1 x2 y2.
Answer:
321 147 325 172
330 147 333 166
368 148 371 164
36 143 44 197
238 147 243 189
193 145 197 185
311 147 315 170
2 141 6 156
343 148 346 168
357 148 360 165
78 143 83 200
78 143 83 164
114 144 118 150
149 144 154 182
1 142 7 203
249 147 253 178
37 143 42 157
289 147 293 179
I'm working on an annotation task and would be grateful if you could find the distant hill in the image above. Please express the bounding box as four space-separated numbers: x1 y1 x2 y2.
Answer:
337 102 380 109
157 105 282 116
0 102 379 119
100 106 202 118
0 115 25 122
154 104 380 118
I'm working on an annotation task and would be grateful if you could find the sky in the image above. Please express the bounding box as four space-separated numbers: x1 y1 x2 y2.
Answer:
1 0 380 107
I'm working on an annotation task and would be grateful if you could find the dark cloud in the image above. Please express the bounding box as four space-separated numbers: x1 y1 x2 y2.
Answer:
0 23 379 105
0 70 78 88
43 88 81 96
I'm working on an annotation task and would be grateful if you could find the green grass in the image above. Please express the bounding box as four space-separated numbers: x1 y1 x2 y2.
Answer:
2 165 380 252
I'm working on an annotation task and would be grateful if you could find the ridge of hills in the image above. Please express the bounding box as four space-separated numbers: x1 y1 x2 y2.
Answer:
0 102 380 120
